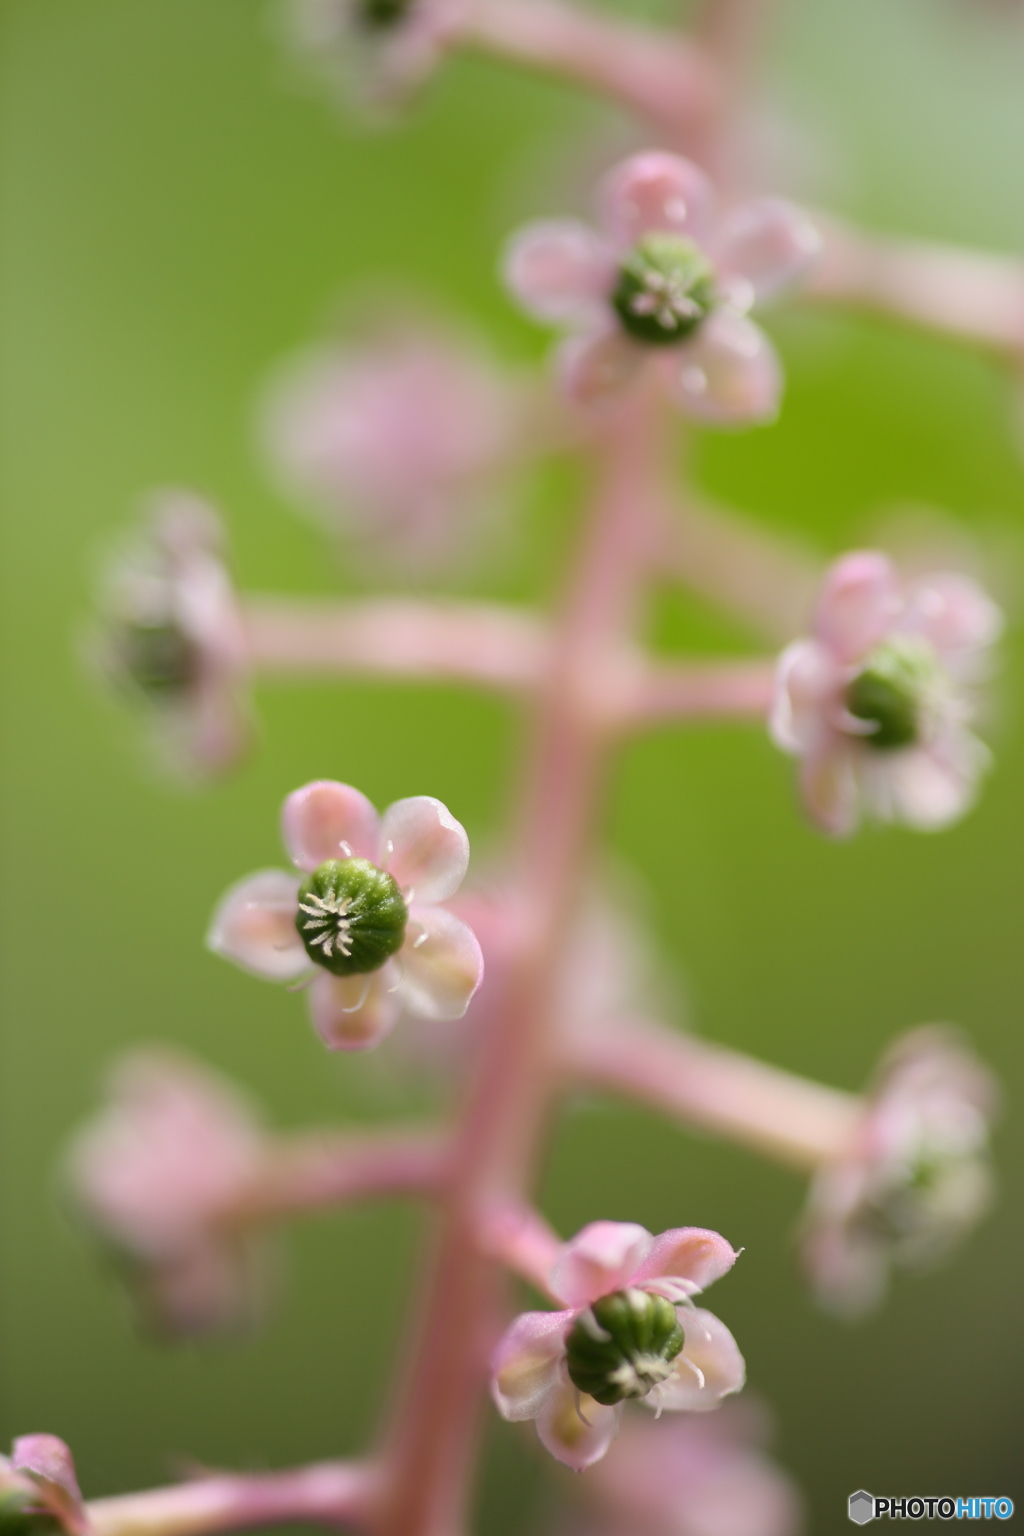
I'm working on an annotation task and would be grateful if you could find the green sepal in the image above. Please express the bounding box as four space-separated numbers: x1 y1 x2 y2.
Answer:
295 858 408 977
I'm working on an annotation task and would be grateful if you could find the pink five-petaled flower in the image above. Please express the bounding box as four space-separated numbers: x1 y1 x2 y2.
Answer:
285 0 467 110
207 781 484 1050
504 150 818 420
261 316 515 572
801 1027 998 1318
67 1048 273 1338
491 1221 745 1471
582 1400 804 1536
93 491 252 780
770 550 1001 836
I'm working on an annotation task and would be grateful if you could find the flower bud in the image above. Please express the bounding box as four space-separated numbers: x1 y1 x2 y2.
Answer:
612 236 715 347
295 857 408 976
565 1287 685 1406
845 639 934 751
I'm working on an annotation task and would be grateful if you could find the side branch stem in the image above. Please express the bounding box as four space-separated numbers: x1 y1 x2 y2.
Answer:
566 1018 861 1171
87 1464 376 1536
226 1130 451 1225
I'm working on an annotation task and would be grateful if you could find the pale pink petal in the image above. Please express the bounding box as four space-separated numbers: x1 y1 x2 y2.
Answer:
653 1307 746 1412
503 220 615 325
206 869 308 981
715 197 821 305
550 1221 653 1308
798 743 858 837
632 1227 740 1294
307 968 401 1051
281 780 380 871
491 1308 575 1421
601 151 713 251
861 735 985 831
903 573 1003 658
559 327 644 407
667 312 782 426
536 1376 619 1471
769 640 839 754
397 905 484 1021
813 551 899 662
12 1438 87 1536
381 795 470 903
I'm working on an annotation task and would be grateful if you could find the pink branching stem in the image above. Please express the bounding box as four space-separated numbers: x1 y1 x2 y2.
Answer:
623 657 776 728
687 0 777 182
460 0 718 145
240 597 547 694
665 495 821 645
808 215 1024 357
473 1198 563 1301
86 1462 377 1536
565 1018 861 1172
225 1130 451 1225
372 385 672 1536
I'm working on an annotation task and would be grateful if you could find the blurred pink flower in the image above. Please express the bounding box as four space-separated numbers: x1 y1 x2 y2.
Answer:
801 1027 998 1316
770 550 1001 836
207 781 484 1050
504 150 818 420
0 1437 88 1536
491 1221 744 1471
581 1399 804 1536
68 1049 272 1337
94 491 252 780
284 0 467 109
262 318 516 571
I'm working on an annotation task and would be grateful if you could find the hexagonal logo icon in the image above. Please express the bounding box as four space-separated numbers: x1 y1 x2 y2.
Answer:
848 1490 875 1524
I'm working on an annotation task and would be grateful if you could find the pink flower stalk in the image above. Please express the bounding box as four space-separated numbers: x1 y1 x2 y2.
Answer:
207 781 484 1051
581 1400 804 1536
0 1437 88 1536
491 1221 745 1470
94 491 252 780
67 1050 272 1337
801 1027 998 1317
262 318 515 572
504 150 818 419
285 0 467 108
770 550 1002 836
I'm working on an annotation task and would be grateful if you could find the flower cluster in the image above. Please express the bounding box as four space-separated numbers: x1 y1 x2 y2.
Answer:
208 780 484 1050
801 1027 998 1316
771 550 1001 836
67 1050 272 1337
491 1221 744 1470
505 151 819 420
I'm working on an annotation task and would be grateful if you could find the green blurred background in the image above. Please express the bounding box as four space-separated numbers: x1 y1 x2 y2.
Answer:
2 0 1023 1529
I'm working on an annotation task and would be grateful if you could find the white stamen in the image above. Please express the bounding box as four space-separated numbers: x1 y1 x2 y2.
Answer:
573 1389 594 1428
340 978 372 1013
413 931 429 949
339 840 352 857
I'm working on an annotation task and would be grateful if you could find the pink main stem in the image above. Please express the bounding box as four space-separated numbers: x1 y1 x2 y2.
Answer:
87 1464 376 1536
373 387 669 1536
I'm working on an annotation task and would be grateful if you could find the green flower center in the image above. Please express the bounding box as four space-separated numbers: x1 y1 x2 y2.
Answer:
565 1287 685 1406
117 619 199 699
295 858 408 977
845 639 935 751
357 0 412 28
612 235 716 347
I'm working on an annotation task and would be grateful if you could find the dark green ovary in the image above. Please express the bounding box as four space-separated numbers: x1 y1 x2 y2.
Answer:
565 1287 685 1406
611 235 715 347
358 0 411 28
295 858 408 977
118 620 199 698
845 648 926 751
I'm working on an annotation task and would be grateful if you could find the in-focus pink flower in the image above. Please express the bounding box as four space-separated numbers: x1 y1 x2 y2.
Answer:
93 491 252 780
68 1049 272 1337
284 0 467 109
801 1027 998 1317
207 781 484 1050
770 551 1001 836
262 318 516 571
0 1437 88 1536
491 1221 744 1470
504 150 818 421
581 1399 804 1536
